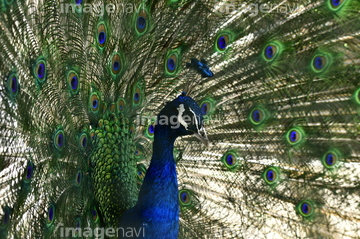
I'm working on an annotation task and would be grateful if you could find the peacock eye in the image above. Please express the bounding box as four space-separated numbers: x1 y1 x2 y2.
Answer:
262 167 281 185
10 76 18 93
326 153 335 166
67 71 79 94
74 0 82 5
137 16 146 31
6 73 20 97
129 124 135 135
250 108 266 125
286 127 304 146
216 35 229 52
97 23 107 48
297 200 315 218
117 98 126 112
290 131 298 142
167 58 175 71
201 102 209 115
47 204 56 225
148 123 155 136
134 93 139 103
93 99 98 108
135 9 149 35
226 154 235 166
218 37 226 48
89 93 100 112
145 120 156 139
254 110 261 121
134 148 142 157
136 164 146 180
24 161 34 182
264 44 278 60
98 31 106 44
26 164 33 179
79 133 88 150
221 151 239 170
133 87 141 105
111 53 122 75
301 203 310 214
267 169 275 180
71 76 78 90
54 129 65 151
267 170 274 180
75 171 82 186
37 63 46 79
33 58 47 85
199 98 215 116
322 150 341 169
332 0 341 6
330 0 345 9
178 190 192 206
164 48 182 77
313 55 327 71
180 192 189 203
90 206 98 222
291 131 301 144
113 60 120 72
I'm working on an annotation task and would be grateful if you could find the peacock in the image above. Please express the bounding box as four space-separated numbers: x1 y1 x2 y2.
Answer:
0 0 359 238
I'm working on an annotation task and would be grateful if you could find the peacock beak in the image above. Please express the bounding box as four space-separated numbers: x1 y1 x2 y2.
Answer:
193 126 209 147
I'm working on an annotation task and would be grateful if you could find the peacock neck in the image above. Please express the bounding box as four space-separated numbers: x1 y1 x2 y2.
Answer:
136 124 179 223
151 126 177 163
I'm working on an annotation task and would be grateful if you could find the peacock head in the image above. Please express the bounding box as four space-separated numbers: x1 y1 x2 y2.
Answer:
156 92 208 145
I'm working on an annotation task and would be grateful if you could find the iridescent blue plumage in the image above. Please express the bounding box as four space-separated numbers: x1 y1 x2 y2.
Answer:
187 58 214 77
119 95 207 238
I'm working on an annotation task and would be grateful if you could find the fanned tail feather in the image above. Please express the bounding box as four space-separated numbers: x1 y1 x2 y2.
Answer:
0 0 359 238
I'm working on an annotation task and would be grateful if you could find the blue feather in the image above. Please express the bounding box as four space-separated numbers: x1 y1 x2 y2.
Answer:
187 58 214 77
